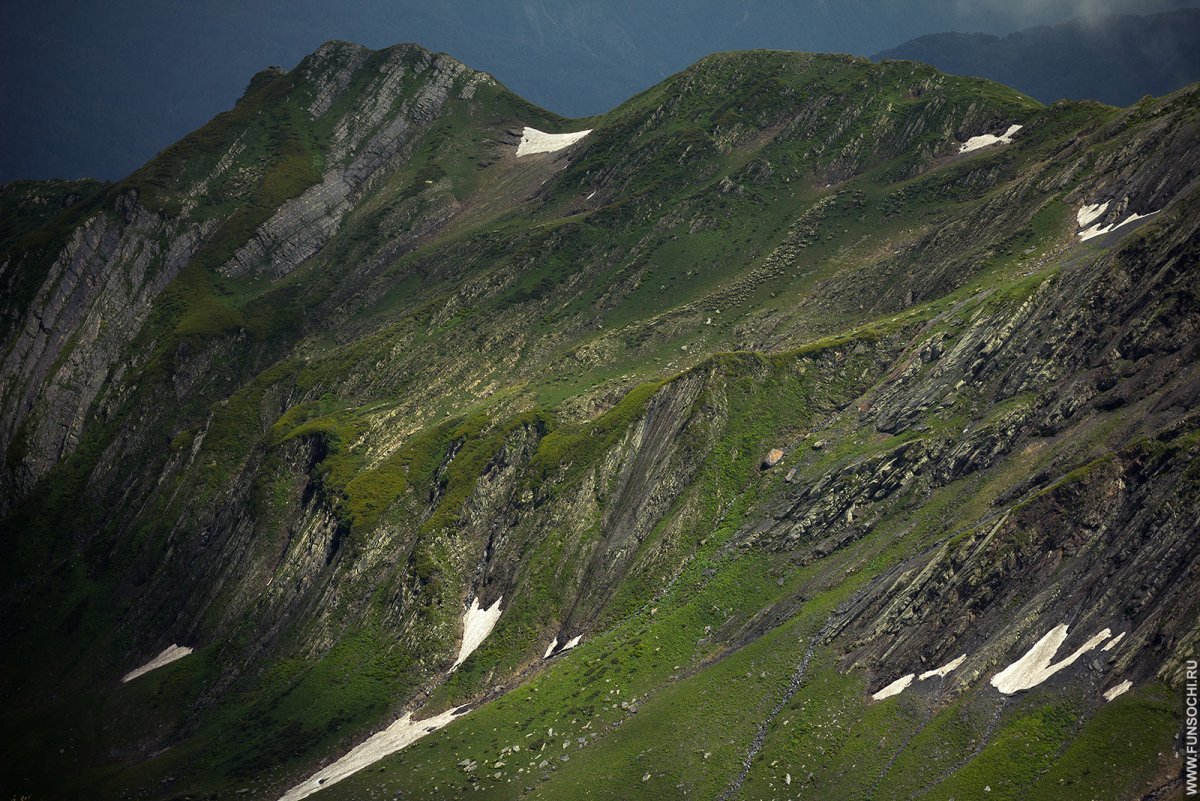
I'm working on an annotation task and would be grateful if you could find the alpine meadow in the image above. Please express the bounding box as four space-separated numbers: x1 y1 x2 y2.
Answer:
2 38 1199 801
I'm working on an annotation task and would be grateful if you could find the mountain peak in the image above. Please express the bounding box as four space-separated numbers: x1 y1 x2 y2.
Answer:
2 37 1198 801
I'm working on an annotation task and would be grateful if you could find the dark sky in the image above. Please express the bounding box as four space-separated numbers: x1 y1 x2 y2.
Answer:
2 0 1198 183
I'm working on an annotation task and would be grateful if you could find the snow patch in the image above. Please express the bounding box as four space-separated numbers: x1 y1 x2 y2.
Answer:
543 634 582 659
990 624 1111 695
122 644 193 683
278 594 500 799
1079 210 1159 241
871 673 915 700
1076 202 1109 228
1102 631 1126 652
869 653 966 700
1103 679 1132 702
516 127 591 157
278 708 462 801
451 596 503 671
958 124 1022 154
919 654 966 681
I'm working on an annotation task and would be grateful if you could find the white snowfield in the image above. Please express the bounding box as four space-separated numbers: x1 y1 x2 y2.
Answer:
958 124 1022 154
919 653 967 680
1078 209 1159 242
1077 201 1109 228
121 644 193 683
990 624 1112 695
278 708 462 801
873 652 966 700
1103 679 1133 702
516 126 591 157
1102 631 1126 652
277 594 505 800
543 633 583 659
871 673 915 700
452 596 504 670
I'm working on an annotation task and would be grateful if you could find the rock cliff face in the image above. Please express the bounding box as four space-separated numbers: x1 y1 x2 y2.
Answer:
1 43 1197 801
221 45 487 280
0 191 210 510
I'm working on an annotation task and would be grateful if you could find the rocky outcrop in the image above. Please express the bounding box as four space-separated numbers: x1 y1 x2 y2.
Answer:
294 41 372 119
221 47 485 280
1068 85 1200 234
766 179 1200 695
0 193 211 512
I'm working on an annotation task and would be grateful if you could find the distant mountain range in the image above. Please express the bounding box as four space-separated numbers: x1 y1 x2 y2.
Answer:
875 9 1200 106
3 0 1199 182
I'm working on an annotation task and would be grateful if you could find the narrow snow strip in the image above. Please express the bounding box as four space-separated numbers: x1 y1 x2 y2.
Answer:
451 596 503 670
871 673 915 700
1079 210 1160 241
279 594 502 799
516 126 591 157
990 624 1111 695
278 708 462 801
958 124 1022 154
543 634 582 659
1102 631 1126 652
121 644 193 683
1076 201 1109 228
870 653 964 700
919 654 967 681
1103 679 1132 702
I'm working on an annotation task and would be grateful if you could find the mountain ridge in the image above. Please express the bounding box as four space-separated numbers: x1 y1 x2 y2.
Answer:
7 0 1200 183
875 9 1200 106
1 43 1197 801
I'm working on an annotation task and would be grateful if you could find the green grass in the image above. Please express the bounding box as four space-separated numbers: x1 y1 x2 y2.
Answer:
1025 686 1179 800
913 699 1080 801
2 44 1192 801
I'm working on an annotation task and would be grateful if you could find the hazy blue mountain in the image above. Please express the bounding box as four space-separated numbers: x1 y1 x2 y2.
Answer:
875 9 1200 105
3 0 1198 182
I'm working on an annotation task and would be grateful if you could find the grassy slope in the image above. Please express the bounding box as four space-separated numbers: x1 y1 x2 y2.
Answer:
2 47 1192 801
